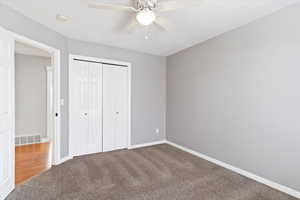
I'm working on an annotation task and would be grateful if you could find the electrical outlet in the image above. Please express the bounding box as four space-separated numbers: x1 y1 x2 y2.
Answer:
155 128 160 134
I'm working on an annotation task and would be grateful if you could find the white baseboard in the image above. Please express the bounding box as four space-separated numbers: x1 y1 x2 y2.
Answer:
128 140 167 149
166 141 300 199
53 155 73 165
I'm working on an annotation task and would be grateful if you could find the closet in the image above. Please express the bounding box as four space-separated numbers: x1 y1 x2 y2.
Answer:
70 58 129 156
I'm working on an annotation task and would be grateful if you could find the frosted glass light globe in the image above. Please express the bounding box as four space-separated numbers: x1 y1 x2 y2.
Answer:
136 10 156 26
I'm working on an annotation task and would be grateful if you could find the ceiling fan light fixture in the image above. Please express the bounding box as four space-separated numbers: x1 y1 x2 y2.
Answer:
136 10 156 26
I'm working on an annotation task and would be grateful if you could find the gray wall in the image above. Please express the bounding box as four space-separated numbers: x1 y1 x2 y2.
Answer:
15 54 50 139
68 39 166 145
0 3 166 157
167 4 300 191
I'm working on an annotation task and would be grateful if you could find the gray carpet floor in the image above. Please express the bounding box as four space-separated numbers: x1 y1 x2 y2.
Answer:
7 144 298 200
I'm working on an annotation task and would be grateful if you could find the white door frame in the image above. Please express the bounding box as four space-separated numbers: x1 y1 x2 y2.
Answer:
0 26 15 200
69 54 132 156
6 28 61 165
46 66 54 142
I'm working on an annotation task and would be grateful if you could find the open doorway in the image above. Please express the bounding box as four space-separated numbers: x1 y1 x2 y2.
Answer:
0 26 61 198
14 41 53 184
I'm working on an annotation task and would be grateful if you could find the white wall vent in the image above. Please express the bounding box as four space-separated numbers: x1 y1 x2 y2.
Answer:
15 135 41 146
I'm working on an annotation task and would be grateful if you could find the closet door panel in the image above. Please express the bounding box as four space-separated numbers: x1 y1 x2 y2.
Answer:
86 62 102 154
70 60 102 156
103 66 116 152
103 65 128 152
70 61 89 156
114 67 128 150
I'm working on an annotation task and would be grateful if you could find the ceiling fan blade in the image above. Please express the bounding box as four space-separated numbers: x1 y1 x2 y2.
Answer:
88 2 137 12
154 16 173 31
157 0 202 12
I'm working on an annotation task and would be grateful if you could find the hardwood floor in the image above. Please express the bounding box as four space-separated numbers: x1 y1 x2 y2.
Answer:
15 142 52 185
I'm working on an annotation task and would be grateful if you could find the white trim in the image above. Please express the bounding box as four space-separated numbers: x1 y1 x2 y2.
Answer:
52 50 61 165
9 30 61 165
129 140 167 149
68 54 132 157
46 66 54 142
0 26 15 200
54 156 73 165
68 55 73 157
127 64 132 148
11 33 59 55
166 141 300 199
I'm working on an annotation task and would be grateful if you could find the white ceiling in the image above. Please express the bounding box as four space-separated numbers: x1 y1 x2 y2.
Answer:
2 0 300 56
15 42 51 58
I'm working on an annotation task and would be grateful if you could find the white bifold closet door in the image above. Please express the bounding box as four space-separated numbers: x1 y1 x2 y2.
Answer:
70 60 102 156
103 64 129 152
70 59 129 156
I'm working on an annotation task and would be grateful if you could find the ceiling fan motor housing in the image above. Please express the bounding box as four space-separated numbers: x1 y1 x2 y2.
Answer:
136 0 158 11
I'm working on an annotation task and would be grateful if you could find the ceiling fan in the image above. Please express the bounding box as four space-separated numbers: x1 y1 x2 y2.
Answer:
88 0 202 32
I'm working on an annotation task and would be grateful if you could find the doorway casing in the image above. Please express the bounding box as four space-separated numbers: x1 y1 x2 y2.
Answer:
11 31 61 165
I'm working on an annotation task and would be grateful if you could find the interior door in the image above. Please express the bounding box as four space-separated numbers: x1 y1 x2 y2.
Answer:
103 64 128 152
70 60 102 156
0 29 15 200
